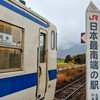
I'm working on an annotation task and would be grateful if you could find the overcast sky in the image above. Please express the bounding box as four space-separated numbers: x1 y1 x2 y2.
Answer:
24 0 100 50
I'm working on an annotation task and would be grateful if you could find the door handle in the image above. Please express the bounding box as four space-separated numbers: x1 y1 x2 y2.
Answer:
38 66 42 77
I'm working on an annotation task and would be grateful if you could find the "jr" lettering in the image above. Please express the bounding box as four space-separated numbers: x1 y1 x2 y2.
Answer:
89 15 98 21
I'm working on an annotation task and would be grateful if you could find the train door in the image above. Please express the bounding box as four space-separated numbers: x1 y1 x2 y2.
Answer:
37 29 47 100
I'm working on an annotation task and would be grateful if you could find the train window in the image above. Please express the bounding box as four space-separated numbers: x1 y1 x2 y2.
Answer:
0 21 23 72
51 31 55 50
0 48 21 70
0 21 22 48
56 33 57 50
40 33 45 63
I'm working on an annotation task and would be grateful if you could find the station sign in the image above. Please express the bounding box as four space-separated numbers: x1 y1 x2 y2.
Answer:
86 1 100 100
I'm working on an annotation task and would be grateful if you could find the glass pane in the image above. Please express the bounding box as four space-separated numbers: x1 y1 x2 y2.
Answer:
0 48 21 69
0 21 22 48
51 31 55 50
40 33 45 63
56 33 57 50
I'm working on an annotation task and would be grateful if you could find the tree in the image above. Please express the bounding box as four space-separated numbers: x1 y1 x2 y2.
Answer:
64 55 72 63
74 54 85 64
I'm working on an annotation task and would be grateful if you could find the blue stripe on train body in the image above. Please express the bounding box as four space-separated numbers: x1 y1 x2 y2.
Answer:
0 73 37 97
0 69 56 97
0 0 49 28
48 69 57 81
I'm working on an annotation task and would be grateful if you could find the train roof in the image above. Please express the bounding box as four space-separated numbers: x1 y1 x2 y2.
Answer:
6 0 50 26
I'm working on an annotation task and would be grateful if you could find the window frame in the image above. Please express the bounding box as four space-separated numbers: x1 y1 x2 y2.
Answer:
56 33 57 50
0 20 24 73
51 30 55 50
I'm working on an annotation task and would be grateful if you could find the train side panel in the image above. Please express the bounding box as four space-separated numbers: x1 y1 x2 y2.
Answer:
0 0 57 100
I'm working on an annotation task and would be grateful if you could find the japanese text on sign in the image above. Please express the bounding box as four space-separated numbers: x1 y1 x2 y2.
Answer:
89 14 99 100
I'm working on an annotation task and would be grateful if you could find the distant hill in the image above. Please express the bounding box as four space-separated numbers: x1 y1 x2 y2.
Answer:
57 44 85 58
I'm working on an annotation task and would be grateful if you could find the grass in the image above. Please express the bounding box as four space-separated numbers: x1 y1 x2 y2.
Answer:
57 59 79 68
57 59 65 64
56 65 86 89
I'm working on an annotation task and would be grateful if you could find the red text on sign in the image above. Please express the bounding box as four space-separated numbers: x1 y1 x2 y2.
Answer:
89 15 98 21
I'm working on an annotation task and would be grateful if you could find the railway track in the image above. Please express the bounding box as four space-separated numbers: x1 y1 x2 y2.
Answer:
54 76 86 100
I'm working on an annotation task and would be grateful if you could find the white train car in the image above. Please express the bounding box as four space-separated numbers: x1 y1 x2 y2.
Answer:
0 0 57 100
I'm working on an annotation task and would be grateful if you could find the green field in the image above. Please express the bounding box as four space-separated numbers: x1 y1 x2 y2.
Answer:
57 59 79 68
57 59 65 65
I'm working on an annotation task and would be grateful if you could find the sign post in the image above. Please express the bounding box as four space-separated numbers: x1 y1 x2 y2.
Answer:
86 1 100 100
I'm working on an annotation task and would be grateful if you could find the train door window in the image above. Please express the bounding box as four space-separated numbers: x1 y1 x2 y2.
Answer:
51 31 55 50
40 33 45 63
0 21 23 72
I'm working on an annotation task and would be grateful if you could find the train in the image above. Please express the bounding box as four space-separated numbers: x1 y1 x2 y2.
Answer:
0 0 57 100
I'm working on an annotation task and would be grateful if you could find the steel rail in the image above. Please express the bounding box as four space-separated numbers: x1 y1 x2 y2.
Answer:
64 82 86 100
55 76 85 94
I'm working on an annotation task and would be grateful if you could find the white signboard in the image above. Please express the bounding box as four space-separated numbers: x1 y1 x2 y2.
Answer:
86 1 100 100
0 32 12 44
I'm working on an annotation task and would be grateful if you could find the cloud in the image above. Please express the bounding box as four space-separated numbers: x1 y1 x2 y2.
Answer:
24 0 100 50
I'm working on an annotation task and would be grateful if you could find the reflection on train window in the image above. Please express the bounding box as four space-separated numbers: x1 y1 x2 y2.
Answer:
0 21 23 72
0 21 22 47
51 31 55 50
0 48 21 70
40 33 45 63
